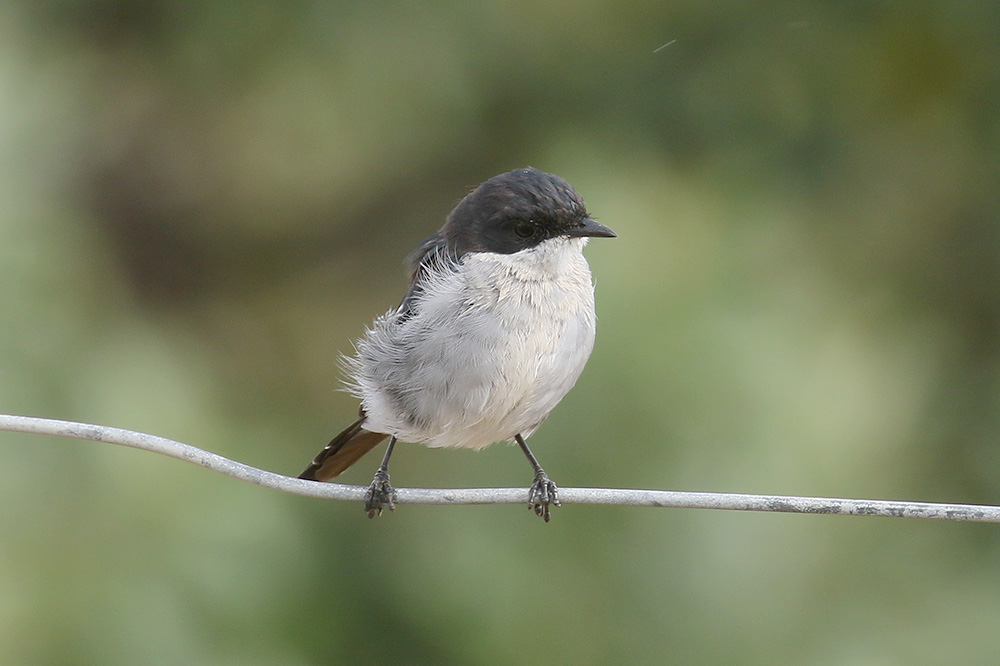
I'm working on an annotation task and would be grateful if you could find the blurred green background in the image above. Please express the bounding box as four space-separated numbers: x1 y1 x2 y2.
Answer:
2 1 1000 664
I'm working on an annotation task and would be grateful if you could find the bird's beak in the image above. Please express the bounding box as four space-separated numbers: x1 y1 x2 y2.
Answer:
567 217 617 239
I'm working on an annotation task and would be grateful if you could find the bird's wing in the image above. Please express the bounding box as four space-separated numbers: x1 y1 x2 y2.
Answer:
397 232 455 320
299 234 459 482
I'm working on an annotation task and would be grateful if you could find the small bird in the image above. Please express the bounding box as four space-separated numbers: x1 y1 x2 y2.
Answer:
298 167 615 521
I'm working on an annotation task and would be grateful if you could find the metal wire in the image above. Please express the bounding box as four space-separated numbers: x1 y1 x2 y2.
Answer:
3 414 999 523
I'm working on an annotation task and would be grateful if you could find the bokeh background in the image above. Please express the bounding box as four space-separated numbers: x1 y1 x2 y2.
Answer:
2 1 1000 664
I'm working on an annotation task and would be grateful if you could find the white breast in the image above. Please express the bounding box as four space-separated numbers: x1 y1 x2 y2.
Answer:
347 237 597 449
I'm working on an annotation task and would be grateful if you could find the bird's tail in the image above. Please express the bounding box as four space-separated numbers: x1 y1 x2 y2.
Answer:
298 417 389 481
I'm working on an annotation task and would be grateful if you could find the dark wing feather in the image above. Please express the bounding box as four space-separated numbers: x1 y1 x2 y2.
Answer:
397 233 455 320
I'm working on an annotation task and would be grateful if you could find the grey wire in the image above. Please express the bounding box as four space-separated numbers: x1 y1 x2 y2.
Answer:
2 414 999 522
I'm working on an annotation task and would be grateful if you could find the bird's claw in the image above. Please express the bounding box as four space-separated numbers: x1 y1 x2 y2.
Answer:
528 470 560 522
365 468 397 518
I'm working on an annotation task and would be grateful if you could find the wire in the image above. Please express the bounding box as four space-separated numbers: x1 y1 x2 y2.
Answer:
2 414 998 522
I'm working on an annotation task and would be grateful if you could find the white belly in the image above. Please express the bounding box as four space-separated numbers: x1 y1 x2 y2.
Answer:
348 237 597 449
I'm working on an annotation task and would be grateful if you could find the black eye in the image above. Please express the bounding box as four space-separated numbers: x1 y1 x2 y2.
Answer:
513 221 536 239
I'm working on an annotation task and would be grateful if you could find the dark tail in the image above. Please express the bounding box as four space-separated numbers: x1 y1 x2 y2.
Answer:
299 417 389 481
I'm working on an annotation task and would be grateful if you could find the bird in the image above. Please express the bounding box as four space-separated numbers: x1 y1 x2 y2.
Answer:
298 167 616 521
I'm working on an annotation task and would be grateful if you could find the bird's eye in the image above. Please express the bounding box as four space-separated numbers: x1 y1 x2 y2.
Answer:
513 221 536 239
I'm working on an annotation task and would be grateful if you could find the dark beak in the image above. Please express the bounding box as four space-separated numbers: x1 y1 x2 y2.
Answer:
567 217 617 239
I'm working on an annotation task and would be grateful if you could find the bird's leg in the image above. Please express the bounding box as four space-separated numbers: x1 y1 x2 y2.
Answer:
515 434 560 522
365 436 398 518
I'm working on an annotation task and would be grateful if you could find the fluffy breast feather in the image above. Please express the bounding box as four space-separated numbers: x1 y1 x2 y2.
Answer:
346 237 597 449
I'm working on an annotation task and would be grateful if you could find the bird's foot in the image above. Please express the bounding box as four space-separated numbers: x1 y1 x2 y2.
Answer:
528 469 560 522
364 468 397 518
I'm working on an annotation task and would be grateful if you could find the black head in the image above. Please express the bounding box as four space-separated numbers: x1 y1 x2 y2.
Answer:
440 167 616 256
